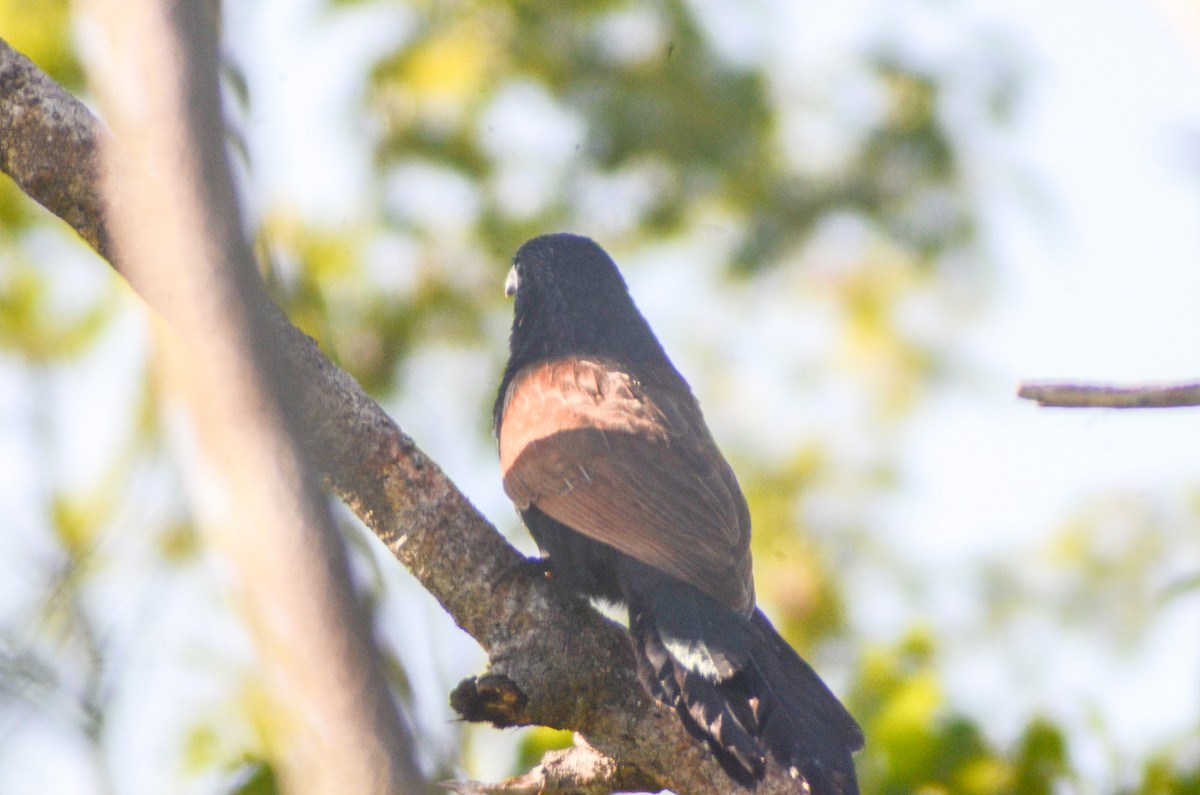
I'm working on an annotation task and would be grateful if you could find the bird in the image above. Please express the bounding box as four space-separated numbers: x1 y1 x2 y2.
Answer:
494 233 863 793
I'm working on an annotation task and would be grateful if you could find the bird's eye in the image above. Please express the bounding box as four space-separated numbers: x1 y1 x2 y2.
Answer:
505 266 519 297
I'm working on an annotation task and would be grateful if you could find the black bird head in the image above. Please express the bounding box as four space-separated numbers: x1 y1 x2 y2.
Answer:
502 234 669 373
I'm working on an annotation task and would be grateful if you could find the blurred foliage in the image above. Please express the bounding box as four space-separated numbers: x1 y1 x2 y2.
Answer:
360 0 997 264
1132 752 1200 795
0 0 1196 793
0 176 37 231
271 0 1017 397
228 760 278 795
850 631 1075 793
515 726 575 773
744 449 850 648
981 490 1200 650
0 0 82 89
0 259 117 360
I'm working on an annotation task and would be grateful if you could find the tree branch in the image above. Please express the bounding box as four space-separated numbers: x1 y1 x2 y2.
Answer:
445 737 660 795
0 35 814 793
1017 380 1200 408
0 35 112 260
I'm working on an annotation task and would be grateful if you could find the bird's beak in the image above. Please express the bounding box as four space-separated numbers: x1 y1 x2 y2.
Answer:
504 266 519 297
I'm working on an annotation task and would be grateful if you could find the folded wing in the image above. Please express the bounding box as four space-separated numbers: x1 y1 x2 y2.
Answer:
498 357 754 614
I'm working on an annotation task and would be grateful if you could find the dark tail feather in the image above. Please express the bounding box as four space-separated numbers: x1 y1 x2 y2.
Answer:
630 607 766 787
744 610 863 793
627 579 862 793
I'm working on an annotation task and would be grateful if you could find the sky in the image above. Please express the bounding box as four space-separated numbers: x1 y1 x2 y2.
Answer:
896 0 1200 777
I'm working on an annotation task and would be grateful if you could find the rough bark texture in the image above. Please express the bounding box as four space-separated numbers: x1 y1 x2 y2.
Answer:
0 35 819 794
447 738 661 794
0 44 112 260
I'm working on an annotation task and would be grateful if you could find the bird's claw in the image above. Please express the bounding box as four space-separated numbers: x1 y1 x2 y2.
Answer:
491 554 554 594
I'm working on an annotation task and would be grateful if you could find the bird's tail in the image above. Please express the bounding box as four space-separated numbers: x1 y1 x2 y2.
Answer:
628 584 863 793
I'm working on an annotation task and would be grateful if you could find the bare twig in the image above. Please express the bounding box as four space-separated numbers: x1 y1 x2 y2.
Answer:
1017 381 1200 409
0 34 821 794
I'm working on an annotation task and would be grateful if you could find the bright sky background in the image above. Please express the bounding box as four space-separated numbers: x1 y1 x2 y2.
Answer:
878 0 1200 779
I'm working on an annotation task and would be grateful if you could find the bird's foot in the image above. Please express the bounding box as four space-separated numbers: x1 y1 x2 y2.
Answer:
491 554 554 594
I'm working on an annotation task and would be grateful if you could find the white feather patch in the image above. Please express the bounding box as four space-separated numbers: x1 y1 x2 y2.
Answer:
664 638 721 679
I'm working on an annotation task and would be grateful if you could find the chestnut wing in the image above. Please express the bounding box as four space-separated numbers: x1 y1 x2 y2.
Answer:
499 358 754 614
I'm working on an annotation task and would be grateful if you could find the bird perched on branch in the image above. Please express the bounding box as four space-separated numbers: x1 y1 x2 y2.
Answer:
494 233 863 792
